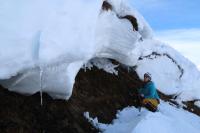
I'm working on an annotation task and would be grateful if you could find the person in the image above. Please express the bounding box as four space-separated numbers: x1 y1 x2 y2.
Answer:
138 72 160 112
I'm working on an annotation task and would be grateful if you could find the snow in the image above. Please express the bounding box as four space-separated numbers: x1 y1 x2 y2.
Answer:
85 101 200 133
194 101 200 108
0 0 102 79
106 0 153 39
95 10 141 66
95 0 153 66
0 0 102 99
0 0 200 102
171 44 200 70
156 29 200 71
85 58 119 75
135 39 200 101
1 1 200 132
0 0 152 99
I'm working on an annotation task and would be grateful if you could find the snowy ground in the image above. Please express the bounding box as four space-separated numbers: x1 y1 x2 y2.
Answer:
86 101 200 133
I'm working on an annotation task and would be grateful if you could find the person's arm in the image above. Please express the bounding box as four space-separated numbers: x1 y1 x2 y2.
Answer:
138 88 142 94
138 87 144 94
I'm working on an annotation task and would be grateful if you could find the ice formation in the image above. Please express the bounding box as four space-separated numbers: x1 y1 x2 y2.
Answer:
0 0 200 101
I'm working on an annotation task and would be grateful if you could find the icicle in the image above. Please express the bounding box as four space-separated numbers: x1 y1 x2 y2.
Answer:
84 63 87 72
39 67 43 106
127 67 130 73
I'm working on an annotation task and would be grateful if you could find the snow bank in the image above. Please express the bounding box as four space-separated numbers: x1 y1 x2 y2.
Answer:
0 0 101 79
0 0 200 101
94 0 152 66
194 101 200 108
135 39 200 101
86 102 200 133
0 0 102 99
0 0 152 99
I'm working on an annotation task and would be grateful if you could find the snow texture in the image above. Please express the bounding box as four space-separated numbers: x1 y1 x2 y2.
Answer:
0 0 102 99
0 0 200 101
194 101 200 108
86 101 200 133
85 58 118 75
135 40 200 101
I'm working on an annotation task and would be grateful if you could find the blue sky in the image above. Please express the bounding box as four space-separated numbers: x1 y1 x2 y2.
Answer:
132 0 200 31
132 0 200 69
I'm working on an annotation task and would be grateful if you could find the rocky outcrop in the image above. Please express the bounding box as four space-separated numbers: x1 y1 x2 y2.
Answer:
159 92 200 116
0 59 143 133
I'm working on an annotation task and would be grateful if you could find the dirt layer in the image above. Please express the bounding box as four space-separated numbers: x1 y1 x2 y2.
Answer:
0 61 143 133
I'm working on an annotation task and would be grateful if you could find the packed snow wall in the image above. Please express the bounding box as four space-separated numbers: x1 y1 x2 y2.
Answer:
0 0 200 101
0 0 103 99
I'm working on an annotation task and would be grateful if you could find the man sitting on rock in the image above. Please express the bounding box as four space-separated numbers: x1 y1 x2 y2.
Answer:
138 72 160 112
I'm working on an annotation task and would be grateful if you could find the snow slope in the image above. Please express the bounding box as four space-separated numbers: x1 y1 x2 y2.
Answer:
0 0 200 101
85 101 200 133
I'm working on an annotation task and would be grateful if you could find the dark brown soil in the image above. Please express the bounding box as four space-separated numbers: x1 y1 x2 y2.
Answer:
0 88 98 133
182 101 200 116
119 15 138 31
72 63 143 123
102 1 112 11
0 60 143 133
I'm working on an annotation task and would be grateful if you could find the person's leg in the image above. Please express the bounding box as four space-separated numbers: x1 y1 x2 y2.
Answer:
142 99 158 112
144 102 157 112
